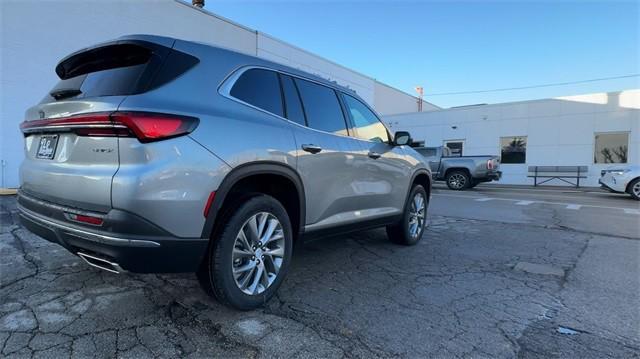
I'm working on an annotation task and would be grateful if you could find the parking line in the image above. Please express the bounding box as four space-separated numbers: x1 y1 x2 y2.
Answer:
432 193 637 213
566 204 582 210
515 200 535 206
475 198 494 202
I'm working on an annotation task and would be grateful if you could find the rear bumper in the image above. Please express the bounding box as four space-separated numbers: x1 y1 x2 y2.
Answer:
487 171 502 181
17 191 208 273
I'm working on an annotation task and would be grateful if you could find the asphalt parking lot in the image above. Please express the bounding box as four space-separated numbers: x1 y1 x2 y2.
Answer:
1 186 638 358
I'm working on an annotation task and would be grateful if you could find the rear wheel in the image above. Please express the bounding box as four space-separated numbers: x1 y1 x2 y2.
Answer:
446 170 470 190
628 178 640 200
198 194 293 310
386 185 428 245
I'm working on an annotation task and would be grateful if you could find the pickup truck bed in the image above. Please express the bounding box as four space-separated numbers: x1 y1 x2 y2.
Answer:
414 146 502 190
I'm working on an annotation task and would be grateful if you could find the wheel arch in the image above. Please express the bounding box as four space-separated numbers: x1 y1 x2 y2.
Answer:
200 162 306 241
625 176 640 194
444 167 472 179
403 169 432 209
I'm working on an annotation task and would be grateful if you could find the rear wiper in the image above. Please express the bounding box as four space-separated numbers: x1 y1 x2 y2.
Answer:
50 88 82 100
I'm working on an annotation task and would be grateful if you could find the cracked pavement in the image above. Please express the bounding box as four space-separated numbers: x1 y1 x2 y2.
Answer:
1 193 639 358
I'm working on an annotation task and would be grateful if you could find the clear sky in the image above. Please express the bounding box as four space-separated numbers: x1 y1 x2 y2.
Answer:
204 0 639 108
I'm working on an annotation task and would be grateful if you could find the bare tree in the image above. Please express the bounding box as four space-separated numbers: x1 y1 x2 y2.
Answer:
612 145 628 163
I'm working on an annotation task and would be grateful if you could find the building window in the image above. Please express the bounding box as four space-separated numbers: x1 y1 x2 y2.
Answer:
444 140 464 157
500 136 527 164
594 132 628 164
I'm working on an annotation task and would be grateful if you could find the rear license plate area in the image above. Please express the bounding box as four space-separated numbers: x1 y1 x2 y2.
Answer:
36 135 59 159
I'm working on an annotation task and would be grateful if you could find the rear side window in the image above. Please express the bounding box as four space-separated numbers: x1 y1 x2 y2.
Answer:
280 74 306 126
49 42 198 101
294 78 347 136
230 69 284 117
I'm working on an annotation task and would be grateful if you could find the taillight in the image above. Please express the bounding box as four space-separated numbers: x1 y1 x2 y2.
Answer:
111 112 199 143
20 112 198 143
487 159 494 170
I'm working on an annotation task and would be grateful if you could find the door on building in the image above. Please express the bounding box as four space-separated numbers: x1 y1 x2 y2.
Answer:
443 140 465 157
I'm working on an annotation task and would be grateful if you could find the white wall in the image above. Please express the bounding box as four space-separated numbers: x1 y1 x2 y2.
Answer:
0 0 424 188
257 33 375 105
384 90 640 187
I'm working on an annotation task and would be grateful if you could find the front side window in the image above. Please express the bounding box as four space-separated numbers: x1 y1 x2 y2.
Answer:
500 136 527 164
230 69 283 117
294 78 347 136
343 94 389 143
594 132 628 163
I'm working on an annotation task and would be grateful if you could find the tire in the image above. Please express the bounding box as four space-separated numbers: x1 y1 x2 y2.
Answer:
446 170 470 191
198 194 293 310
386 185 428 245
628 178 640 200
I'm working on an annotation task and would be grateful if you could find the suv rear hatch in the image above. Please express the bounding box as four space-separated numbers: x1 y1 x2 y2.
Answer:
19 37 198 212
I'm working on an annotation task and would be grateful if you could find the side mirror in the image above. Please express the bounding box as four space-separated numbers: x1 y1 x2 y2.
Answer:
393 131 412 146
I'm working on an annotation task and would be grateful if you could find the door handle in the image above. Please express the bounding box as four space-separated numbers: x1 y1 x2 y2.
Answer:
301 144 322 154
368 151 382 159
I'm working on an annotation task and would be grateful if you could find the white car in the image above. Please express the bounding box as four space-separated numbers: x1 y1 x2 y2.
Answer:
599 165 640 200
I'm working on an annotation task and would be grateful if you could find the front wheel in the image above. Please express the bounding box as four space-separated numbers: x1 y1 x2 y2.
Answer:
386 185 428 245
199 194 293 310
628 178 640 200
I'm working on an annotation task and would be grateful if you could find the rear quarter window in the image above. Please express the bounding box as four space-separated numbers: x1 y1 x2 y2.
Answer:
230 69 284 117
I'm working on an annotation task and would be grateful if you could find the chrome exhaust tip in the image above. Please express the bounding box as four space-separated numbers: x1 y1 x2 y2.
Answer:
77 252 124 274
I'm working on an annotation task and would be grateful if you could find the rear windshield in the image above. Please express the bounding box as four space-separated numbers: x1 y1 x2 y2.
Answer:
417 148 437 157
47 41 198 101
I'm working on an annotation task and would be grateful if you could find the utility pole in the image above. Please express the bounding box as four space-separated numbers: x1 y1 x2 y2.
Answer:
415 86 424 112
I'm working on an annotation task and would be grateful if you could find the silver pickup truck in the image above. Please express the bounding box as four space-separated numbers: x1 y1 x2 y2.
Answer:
414 146 501 190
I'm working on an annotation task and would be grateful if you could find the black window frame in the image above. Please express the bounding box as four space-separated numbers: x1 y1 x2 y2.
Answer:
339 92 390 143
277 73 308 127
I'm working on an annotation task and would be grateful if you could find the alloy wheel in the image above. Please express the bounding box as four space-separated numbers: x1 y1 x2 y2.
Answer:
408 192 426 238
448 174 467 189
633 181 640 197
232 212 285 295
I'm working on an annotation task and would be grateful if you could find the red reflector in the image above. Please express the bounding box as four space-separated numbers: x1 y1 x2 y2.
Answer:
204 191 216 218
112 112 198 142
67 213 104 226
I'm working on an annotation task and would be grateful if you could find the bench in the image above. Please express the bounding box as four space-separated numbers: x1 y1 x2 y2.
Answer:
527 166 588 187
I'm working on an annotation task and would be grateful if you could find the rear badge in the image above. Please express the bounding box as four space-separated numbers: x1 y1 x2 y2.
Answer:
92 148 114 153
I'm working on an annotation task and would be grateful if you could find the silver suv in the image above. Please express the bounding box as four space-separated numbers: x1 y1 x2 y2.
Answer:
18 35 431 309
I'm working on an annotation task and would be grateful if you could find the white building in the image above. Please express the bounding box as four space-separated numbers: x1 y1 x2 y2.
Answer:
0 0 437 189
384 90 640 187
